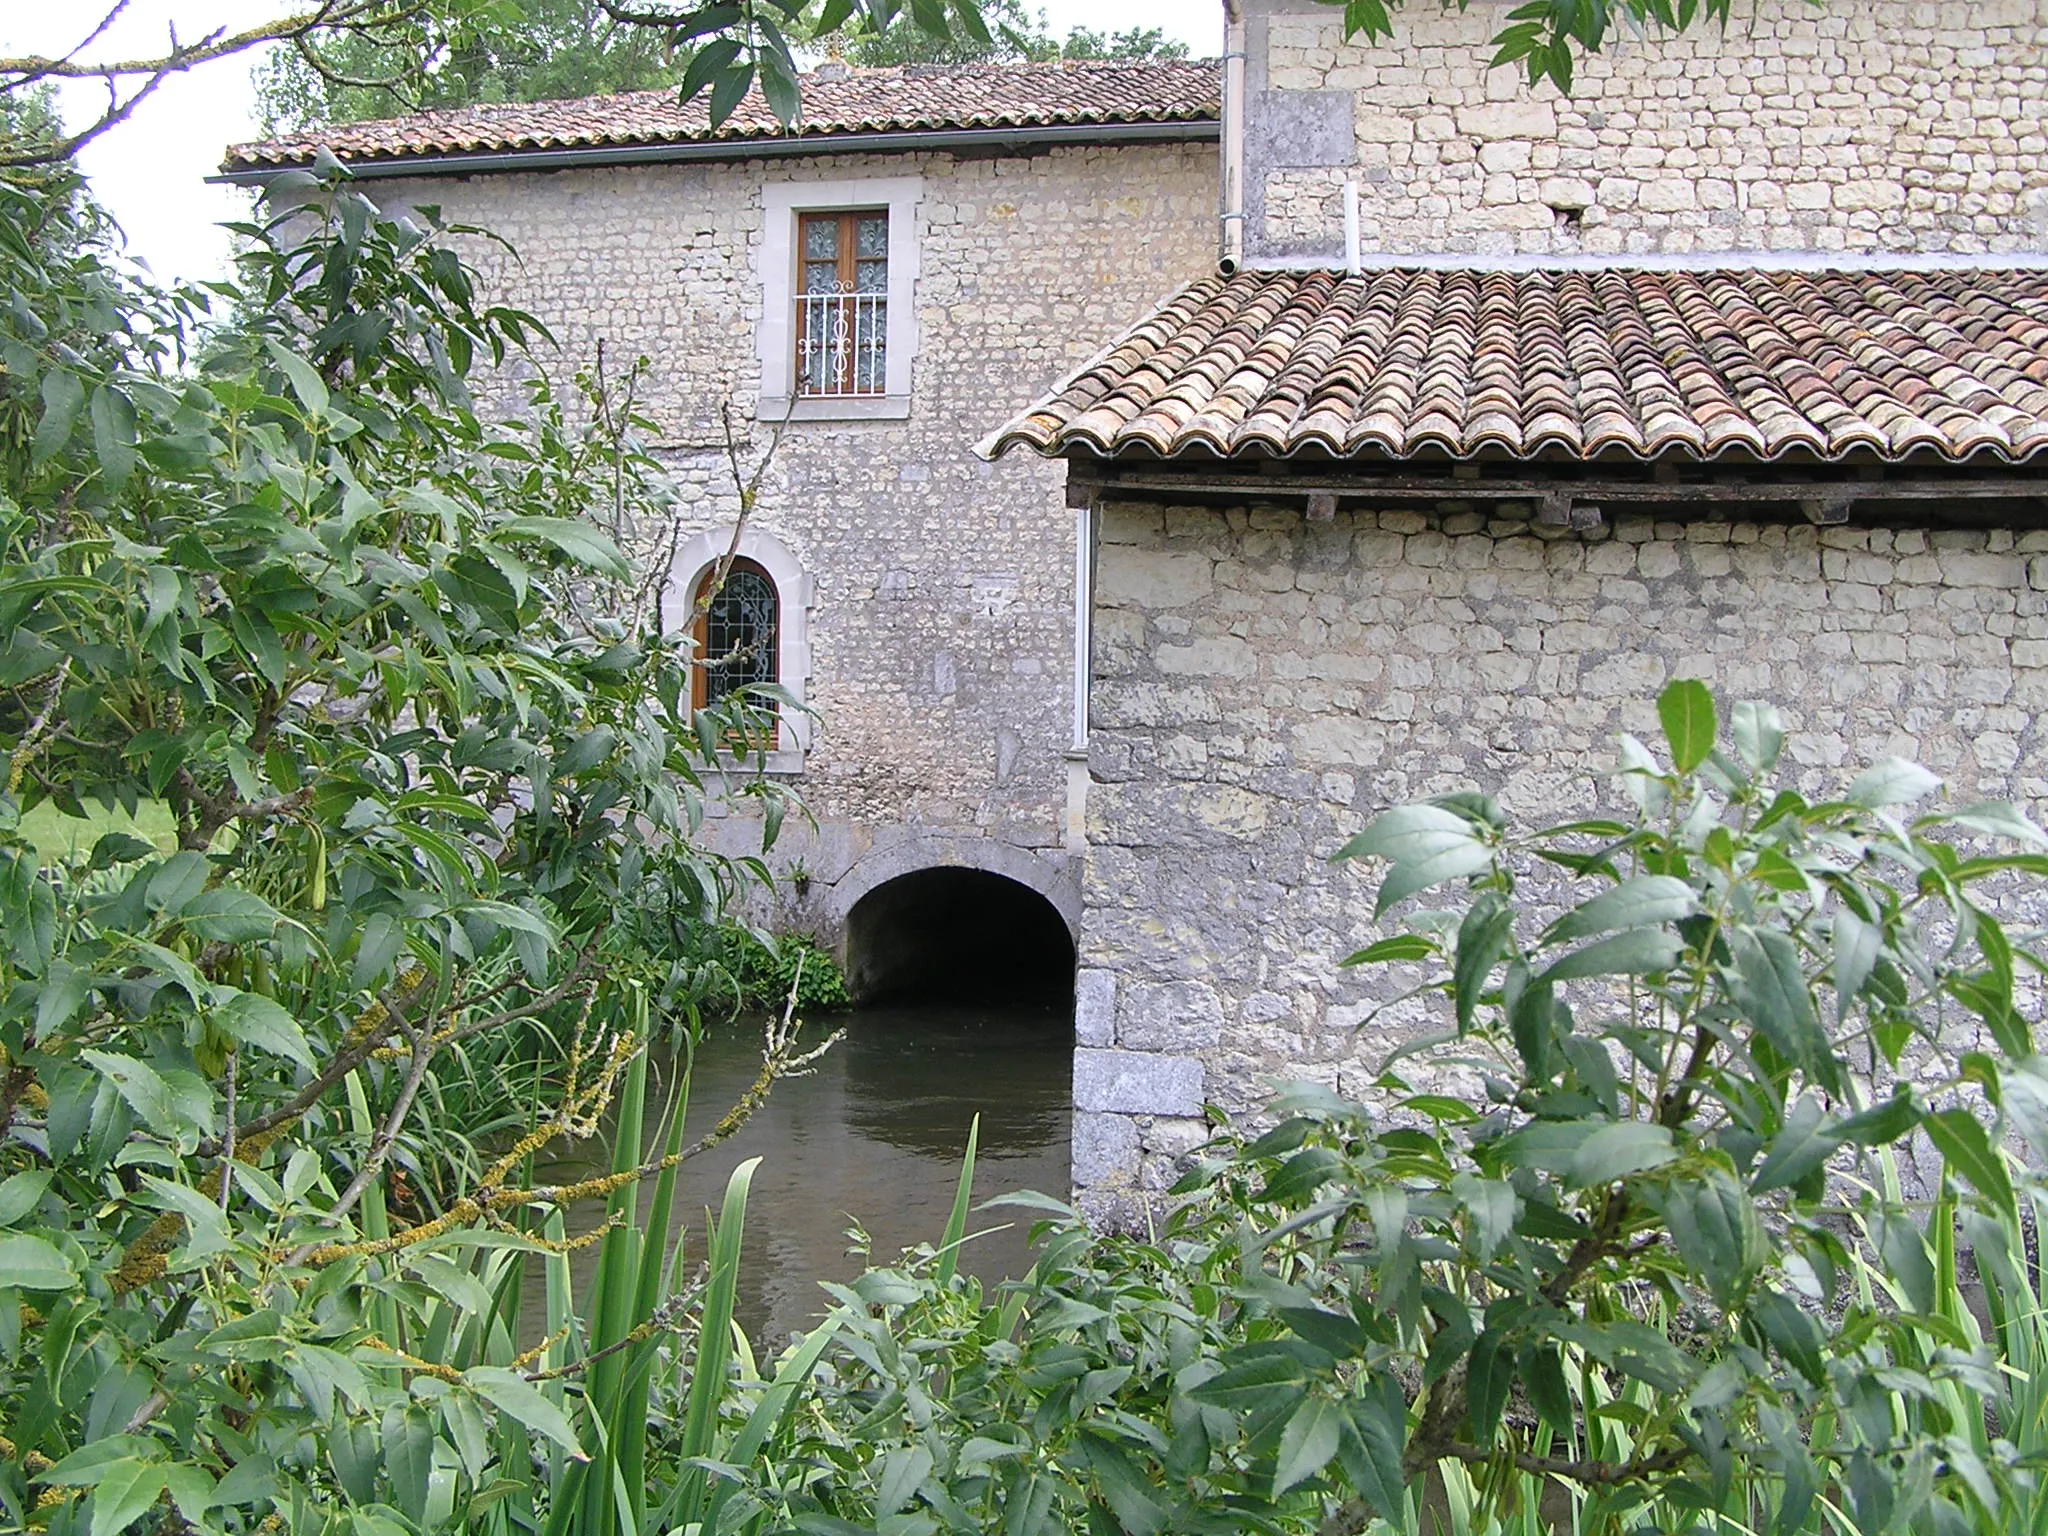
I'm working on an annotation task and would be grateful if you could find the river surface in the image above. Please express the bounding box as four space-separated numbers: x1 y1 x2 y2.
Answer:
524 998 1073 1344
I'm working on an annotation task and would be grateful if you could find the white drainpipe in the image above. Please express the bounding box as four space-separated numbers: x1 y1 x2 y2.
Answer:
1220 0 1246 274
1344 180 1362 274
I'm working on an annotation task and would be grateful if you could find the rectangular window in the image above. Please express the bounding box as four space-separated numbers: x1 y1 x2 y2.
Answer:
795 209 889 398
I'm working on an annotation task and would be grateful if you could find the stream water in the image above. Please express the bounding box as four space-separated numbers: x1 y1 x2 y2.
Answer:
524 998 1073 1344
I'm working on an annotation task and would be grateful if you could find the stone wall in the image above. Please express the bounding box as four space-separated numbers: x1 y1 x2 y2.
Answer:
1073 496 2048 1216
1243 0 2048 261
364 141 1215 920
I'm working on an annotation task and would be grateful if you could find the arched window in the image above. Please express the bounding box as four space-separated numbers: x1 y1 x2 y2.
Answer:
691 557 781 742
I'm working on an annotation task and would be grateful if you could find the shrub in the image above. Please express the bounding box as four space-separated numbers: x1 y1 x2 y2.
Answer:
736 684 2048 1536
1173 680 2048 1533
0 165 807 1533
720 924 853 1015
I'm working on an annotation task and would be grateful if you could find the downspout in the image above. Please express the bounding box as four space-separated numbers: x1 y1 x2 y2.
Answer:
1220 0 1246 274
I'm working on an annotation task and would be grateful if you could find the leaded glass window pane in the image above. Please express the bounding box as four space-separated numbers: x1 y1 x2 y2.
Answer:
856 215 888 259
702 568 778 712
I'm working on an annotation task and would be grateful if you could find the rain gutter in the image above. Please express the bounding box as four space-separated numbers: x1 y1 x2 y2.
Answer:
210 118 1221 186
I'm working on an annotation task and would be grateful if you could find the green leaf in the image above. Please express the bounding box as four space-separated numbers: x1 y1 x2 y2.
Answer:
1832 908 1878 1028
1539 927 1684 983
1338 803 1479 865
1750 1096 1838 1196
1657 679 1716 772
1872 1211 1935 1315
1077 1430 1167 1536
1652 1167 1762 1306
1258 1147 1344 1206
1728 699 1785 774
1749 1290 1826 1384
1334 1378 1408 1524
1845 756 1941 810
466 1367 585 1457
0 1170 51 1227
1938 800 2048 845
1725 927 1829 1085
494 517 630 581
0 1232 77 1291
213 990 315 1071
1450 1173 1517 1261
264 338 331 416
1495 1120 1597 1175
1274 1394 1342 1497
81 1050 211 1141
180 889 280 943
33 368 83 462
1189 1351 1309 1407
1454 894 1513 1031
1342 934 1434 965
88 1458 169 1536
1543 875 1697 945
89 384 138 489
1465 1330 1511 1443
1375 840 1493 916
1831 1088 1920 1148
1521 1344 1573 1435
1923 1109 2015 1218
1566 1122 1675 1187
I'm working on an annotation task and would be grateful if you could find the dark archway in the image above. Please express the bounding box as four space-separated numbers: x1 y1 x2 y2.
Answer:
846 867 1076 1005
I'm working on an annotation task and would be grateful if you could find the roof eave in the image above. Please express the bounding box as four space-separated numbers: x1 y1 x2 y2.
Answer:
213 116 1220 185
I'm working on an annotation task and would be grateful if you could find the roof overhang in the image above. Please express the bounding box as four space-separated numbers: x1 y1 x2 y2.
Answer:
212 117 1220 186
1057 451 2048 531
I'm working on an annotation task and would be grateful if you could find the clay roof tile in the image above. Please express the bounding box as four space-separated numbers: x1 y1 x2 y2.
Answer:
985 267 2048 466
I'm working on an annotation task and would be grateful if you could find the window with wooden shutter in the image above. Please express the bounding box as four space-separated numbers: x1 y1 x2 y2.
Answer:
795 209 889 397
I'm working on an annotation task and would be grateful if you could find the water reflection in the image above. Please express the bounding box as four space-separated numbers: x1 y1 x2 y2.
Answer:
525 999 1072 1344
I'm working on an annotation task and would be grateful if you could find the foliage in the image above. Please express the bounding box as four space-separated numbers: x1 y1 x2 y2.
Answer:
717 925 852 1016
829 0 1191 67
1315 0 1803 92
9 0 1787 170
1166 680 2048 1533
253 0 689 133
722 688 2048 1536
733 1124 1329 1536
0 160 818 1532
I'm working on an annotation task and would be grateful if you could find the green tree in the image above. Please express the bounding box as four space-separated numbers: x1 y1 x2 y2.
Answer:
6 0 1785 168
0 156 839 1531
830 0 1191 67
253 0 690 132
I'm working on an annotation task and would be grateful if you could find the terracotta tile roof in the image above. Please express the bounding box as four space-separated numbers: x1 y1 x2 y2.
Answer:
224 60 1219 171
982 267 2048 465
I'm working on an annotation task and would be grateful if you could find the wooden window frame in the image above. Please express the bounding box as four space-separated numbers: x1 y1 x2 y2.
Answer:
691 557 780 749
795 208 888 398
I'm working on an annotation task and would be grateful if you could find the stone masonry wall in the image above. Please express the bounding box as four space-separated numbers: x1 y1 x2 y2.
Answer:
1245 0 2048 261
1073 498 2048 1218
366 142 1214 912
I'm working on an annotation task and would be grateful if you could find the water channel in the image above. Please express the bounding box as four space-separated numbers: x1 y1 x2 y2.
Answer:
526 996 1073 1344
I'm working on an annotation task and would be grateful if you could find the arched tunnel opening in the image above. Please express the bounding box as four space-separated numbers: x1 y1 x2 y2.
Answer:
846 867 1076 1006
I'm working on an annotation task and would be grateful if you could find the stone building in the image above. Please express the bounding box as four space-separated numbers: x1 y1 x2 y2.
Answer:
222 61 1222 998
984 0 2048 1218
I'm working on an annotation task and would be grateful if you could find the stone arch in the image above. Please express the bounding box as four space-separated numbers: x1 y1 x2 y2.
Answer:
659 525 814 751
828 838 1081 1004
826 836 1081 941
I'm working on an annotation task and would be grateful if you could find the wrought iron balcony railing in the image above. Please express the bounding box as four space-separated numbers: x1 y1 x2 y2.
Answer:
796 287 887 397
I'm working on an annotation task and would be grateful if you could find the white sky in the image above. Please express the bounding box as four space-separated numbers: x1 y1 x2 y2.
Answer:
4 1 1222 288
